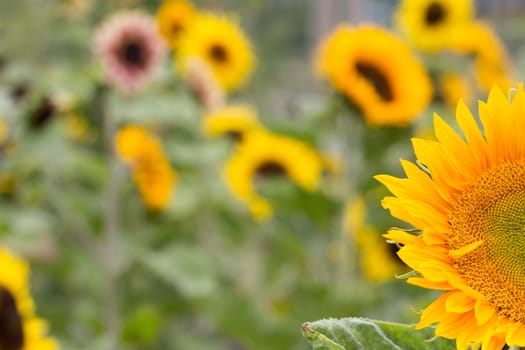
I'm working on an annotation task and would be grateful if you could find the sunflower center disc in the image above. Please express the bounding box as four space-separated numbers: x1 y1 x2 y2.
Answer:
122 41 144 66
450 161 525 322
209 44 229 64
171 23 182 34
226 131 243 142
425 2 446 26
355 62 393 102
0 287 24 350
256 161 286 178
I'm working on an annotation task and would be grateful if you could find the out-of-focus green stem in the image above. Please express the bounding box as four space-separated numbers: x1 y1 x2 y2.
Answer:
336 108 363 290
98 86 121 350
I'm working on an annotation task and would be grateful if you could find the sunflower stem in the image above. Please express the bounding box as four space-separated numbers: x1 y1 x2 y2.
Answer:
99 86 122 350
336 107 364 291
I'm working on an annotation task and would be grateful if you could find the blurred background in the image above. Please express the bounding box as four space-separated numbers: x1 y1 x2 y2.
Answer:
0 0 523 349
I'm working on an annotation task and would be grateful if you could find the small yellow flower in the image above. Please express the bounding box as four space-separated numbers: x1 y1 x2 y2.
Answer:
115 125 177 211
224 130 324 221
115 125 162 162
133 154 177 211
177 13 255 92
156 0 196 49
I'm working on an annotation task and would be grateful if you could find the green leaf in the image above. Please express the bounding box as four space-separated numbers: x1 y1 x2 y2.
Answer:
121 304 161 345
301 318 455 350
140 244 218 298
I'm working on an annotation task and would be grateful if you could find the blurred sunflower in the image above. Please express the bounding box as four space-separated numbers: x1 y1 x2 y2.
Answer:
452 21 513 92
316 25 432 126
224 130 324 221
343 198 404 282
438 73 473 109
156 0 196 49
202 104 261 141
0 248 58 350
132 153 177 211
395 0 474 52
177 13 255 92
94 10 166 93
115 125 176 211
376 86 525 349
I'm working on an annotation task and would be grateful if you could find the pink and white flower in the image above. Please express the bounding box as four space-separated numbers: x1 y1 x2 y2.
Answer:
94 10 166 93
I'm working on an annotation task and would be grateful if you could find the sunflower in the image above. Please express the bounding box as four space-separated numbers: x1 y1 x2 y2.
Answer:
202 104 261 141
395 0 474 52
177 13 255 92
94 10 166 93
452 21 513 92
156 0 196 49
224 130 324 221
438 73 473 109
0 248 58 350
376 85 525 349
115 125 176 211
316 25 432 126
343 197 404 282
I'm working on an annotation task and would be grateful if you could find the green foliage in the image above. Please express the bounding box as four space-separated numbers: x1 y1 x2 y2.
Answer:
302 318 455 350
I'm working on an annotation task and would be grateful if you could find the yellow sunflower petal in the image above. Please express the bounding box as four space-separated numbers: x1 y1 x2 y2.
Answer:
445 290 475 313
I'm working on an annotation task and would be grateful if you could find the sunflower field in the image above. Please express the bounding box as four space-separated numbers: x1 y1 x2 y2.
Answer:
2 0 525 349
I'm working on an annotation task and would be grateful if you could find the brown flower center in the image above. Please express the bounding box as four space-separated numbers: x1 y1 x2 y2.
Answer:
449 161 525 322
0 287 24 350
121 41 144 66
171 23 183 35
425 2 447 26
256 161 286 178
355 62 393 102
226 131 243 142
209 44 229 64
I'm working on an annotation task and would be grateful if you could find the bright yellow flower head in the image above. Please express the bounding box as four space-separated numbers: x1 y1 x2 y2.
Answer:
0 248 58 350
115 125 176 211
133 154 177 211
452 21 514 92
316 24 432 126
177 13 255 93
395 0 474 52
202 104 261 140
224 130 324 221
376 85 525 349
156 0 196 49
115 125 162 162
